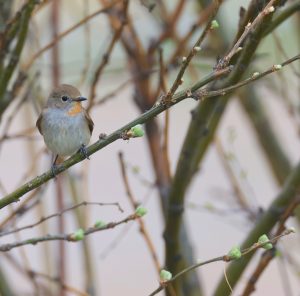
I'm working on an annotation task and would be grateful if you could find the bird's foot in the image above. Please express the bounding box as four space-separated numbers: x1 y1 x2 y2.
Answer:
51 164 58 178
79 144 90 160
50 155 59 178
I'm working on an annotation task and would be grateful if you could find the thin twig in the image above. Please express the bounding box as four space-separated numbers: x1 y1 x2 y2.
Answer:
0 201 123 237
194 54 300 100
28 269 88 296
218 0 276 68
163 0 223 103
0 187 45 229
22 0 122 71
88 14 128 110
148 229 295 296
1 53 298 209
215 138 257 220
0 211 141 252
118 152 161 272
241 197 300 296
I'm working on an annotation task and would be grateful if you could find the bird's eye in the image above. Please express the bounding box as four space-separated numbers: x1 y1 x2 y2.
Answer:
61 96 69 102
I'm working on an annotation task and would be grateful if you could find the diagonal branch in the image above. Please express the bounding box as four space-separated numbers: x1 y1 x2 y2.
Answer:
0 67 231 210
0 211 141 252
1 52 299 210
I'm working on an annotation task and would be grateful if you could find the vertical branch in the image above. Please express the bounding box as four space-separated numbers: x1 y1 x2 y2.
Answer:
158 49 171 181
164 1 281 295
118 152 161 273
67 172 96 294
87 5 128 111
0 0 37 119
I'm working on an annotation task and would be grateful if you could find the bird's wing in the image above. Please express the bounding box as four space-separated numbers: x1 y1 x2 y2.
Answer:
36 112 43 135
84 110 94 134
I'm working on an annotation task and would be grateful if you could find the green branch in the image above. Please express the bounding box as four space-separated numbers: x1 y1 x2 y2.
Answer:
164 2 277 290
150 229 294 296
239 86 291 184
0 68 231 210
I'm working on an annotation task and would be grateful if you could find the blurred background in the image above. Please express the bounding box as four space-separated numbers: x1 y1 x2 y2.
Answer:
0 0 299 295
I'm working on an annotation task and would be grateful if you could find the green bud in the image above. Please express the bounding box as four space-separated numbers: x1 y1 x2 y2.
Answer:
258 234 273 250
160 269 172 282
71 228 85 241
288 227 296 233
273 64 282 70
203 202 214 211
210 20 219 29
94 220 107 228
135 206 147 217
228 246 241 259
252 72 260 78
130 125 144 137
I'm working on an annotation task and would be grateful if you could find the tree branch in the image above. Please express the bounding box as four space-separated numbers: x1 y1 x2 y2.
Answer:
0 211 141 252
0 67 231 210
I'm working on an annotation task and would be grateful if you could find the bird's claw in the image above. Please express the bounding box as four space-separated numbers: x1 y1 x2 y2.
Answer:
79 145 90 160
51 164 58 178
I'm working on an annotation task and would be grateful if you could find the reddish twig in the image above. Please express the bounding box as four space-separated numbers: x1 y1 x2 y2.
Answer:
118 152 161 272
162 0 223 103
241 197 300 296
22 0 122 71
88 3 128 110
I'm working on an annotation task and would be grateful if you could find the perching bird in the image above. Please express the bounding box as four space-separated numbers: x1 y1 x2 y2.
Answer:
36 84 94 173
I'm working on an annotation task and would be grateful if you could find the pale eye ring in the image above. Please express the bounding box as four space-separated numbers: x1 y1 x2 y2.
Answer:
61 96 69 102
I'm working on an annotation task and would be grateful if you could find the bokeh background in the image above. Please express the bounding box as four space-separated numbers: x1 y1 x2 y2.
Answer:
0 0 300 295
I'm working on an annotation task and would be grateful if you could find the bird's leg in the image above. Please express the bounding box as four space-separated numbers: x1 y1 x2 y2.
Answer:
79 144 90 160
51 154 59 177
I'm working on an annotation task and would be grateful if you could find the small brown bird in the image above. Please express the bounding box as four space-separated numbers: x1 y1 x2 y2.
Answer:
36 84 94 172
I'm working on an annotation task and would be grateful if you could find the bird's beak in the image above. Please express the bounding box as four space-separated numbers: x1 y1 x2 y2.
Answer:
72 96 87 102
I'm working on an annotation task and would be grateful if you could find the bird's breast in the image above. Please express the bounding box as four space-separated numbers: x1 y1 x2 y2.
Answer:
67 102 82 116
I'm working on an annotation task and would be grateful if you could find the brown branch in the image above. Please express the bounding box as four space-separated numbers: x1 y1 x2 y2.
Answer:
87 3 128 111
118 152 161 273
0 201 123 237
218 0 277 68
168 1 217 66
0 187 45 229
22 0 122 71
215 137 257 220
0 211 141 252
157 49 172 180
194 54 300 100
241 197 300 296
28 269 88 296
163 0 223 103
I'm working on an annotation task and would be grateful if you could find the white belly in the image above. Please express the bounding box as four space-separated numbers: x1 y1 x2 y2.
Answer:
41 109 91 157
